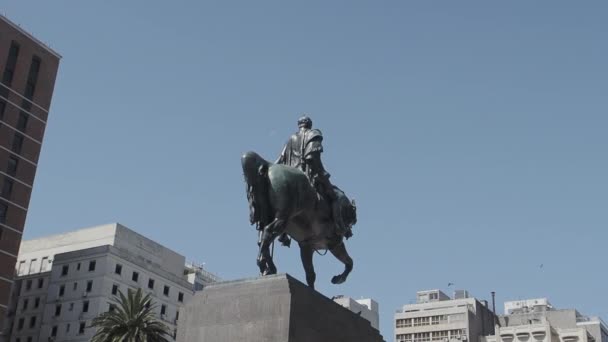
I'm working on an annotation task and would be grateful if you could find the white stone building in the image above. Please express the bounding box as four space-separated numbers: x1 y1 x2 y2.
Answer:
4 223 218 342
333 296 380 330
394 289 496 342
483 299 608 342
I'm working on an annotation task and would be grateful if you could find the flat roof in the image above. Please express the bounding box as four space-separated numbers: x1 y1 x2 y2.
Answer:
0 13 62 59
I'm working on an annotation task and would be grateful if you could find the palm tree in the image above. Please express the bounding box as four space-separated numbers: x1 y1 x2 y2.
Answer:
90 288 171 342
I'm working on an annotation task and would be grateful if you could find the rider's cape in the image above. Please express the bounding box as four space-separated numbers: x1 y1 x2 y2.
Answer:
277 129 323 170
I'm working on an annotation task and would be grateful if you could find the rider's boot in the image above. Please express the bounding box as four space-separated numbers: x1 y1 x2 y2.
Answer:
278 233 291 247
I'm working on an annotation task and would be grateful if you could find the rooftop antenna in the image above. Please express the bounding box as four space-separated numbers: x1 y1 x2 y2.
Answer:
491 291 498 327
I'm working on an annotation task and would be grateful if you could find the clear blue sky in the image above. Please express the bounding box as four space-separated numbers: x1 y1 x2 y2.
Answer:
5 1 608 339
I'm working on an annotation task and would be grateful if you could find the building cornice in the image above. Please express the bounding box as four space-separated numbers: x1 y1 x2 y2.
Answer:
0 14 62 59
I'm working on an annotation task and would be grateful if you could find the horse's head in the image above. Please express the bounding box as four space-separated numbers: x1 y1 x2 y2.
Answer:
241 151 270 185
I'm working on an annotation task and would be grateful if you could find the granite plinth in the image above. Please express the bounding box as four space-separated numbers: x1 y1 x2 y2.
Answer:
176 273 384 342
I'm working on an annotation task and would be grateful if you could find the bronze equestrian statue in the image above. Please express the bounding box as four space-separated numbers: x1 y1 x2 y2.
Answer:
241 116 357 289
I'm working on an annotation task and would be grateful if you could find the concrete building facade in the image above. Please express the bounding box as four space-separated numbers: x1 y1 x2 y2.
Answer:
395 290 496 342
333 296 380 330
483 299 608 342
0 14 61 329
3 223 218 342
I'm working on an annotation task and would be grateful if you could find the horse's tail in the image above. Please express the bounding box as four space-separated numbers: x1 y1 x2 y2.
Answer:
241 151 273 229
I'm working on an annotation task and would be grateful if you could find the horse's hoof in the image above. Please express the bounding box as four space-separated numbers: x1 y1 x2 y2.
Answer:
331 275 346 284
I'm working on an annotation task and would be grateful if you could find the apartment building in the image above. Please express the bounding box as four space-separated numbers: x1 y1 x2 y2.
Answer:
483 299 608 342
4 223 218 342
395 289 496 342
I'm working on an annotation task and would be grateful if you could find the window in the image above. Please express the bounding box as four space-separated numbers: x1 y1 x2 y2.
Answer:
115 264 122 275
88 260 96 272
2 41 20 86
178 292 184 302
17 112 28 132
432 331 449 341
79 322 86 334
112 284 118 295
40 256 49 272
132 271 139 282
51 325 57 337
24 56 41 99
2 179 13 199
86 280 93 292
15 338 20 342
0 100 5 118
27 337 32 342
28 259 37 274
17 318 24 330
449 313 465 323
29 316 36 328
73 282 78 291
61 265 69 276
396 319 412 328
148 278 155 289
0 227 3 240
22 299 29 310
7 156 18 176
82 300 89 313
54 304 62 316
0 202 7 223
163 285 170 296
175 310 179 322
37 278 44 289
25 279 32 290
109 304 116 312
34 297 40 308
11 133 24 153
59 284 65 297
66 323 71 333
69 303 74 311
161 304 166 315
76 262 81 271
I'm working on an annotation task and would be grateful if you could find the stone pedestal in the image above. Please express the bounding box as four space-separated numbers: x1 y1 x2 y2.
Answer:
176 273 384 342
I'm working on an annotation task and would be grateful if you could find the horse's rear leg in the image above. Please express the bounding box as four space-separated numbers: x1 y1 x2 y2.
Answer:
299 244 316 289
329 242 353 284
257 217 286 275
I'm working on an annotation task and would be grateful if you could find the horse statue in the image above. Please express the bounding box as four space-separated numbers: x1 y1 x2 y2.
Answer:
241 151 357 289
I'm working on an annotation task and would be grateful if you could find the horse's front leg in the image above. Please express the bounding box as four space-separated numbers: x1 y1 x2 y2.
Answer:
329 242 353 284
299 243 316 289
257 217 286 275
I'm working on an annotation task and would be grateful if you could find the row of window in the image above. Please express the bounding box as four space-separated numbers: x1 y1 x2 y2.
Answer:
396 313 465 328
2 40 42 102
23 277 44 291
58 279 93 297
14 337 33 342
396 330 467 342
17 256 51 276
49 321 87 338
54 299 90 317
113 263 185 302
20 297 41 312
110 284 180 322
60 260 96 276
15 316 36 331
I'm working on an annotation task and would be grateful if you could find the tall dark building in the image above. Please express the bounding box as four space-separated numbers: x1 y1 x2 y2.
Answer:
0 14 60 330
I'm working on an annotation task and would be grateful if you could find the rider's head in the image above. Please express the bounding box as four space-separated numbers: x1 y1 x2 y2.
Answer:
297 116 313 129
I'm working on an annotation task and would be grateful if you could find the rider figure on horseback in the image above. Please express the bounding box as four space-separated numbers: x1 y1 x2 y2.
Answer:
275 116 350 245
